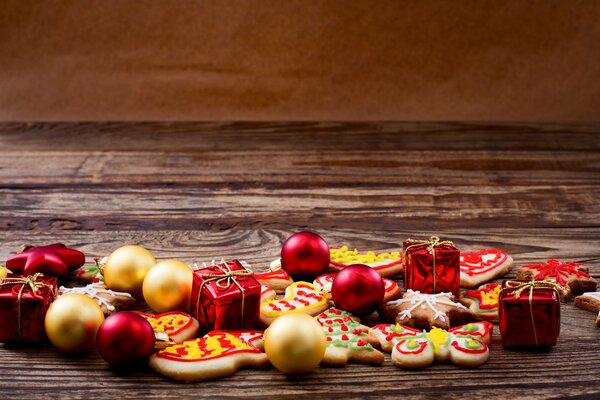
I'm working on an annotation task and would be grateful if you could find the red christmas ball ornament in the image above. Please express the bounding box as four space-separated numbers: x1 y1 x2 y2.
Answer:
281 231 329 280
97 311 155 365
332 264 385 316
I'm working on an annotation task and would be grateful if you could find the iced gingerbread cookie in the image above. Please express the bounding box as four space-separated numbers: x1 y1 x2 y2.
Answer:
253 259 294 293
328 246 403 277
574 292 600 328
459 283 501 322
134 311 200 343
313 273 401 303
260 284 277 302
58 282 136 316
259 282 328 326
460 249 513 288
149 331 268 382
516 259 597 301
369 322 492 369
72 257 105 283
315 307 384 366
379 290 474 330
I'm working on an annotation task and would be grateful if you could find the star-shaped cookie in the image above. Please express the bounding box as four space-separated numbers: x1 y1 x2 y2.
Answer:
379 289 474 330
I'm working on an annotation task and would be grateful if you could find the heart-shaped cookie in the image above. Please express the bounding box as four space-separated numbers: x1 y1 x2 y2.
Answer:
460 249 513 288
134 311 200 343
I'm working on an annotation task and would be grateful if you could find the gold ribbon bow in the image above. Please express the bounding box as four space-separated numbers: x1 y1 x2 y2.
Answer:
0 273 55 342
197 261 254 327
403 236 455 292
501 280 563 346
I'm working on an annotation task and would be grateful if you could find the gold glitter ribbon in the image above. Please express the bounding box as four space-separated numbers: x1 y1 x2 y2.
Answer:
0 273 55 342
403 236 455 292
501 280 564 346
197 261 254 327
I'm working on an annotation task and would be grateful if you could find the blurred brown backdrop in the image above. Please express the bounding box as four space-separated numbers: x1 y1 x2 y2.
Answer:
1 0 599 121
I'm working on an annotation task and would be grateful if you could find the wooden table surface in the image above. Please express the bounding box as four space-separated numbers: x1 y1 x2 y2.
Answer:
0 122 599 399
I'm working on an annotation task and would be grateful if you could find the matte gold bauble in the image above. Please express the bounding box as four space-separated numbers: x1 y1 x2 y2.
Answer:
103 245 156 298
142 260 193 313
264 313 326 374
44 294 105 352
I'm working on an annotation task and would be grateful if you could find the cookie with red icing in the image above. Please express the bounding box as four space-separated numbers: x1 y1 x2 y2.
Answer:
313 273 401 303
260 284 277 302
149 330 268 382
459 283 501 322
516 259 597 301
315 307 384 366
328 246 403 277
253 259 294 293
134 311 200 343
259 282 328 326
369 322 492 369
378 289 474 330
460 249 513 288
574 292 600 328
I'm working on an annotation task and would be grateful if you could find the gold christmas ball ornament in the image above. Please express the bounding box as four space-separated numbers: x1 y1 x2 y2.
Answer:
44 294 105 353
103 245 156 298
142 259 193 313
264 313 326 374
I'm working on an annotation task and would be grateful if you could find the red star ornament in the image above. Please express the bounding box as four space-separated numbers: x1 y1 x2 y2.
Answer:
6 243 85 277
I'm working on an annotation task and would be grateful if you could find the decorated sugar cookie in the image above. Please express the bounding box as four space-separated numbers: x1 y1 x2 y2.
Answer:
253 259 294 293
369 321 492 369
149 331 268 382
315 307 384 366
328 246 403 277
58 282 136 316
460 249 513 288
259 282 328 326
72 257 106 283
313 273 401 304
379 289 474 330
134 311 200 343
574 292 600 328
260 284 277 302
459 283 501 322
516 259 597 301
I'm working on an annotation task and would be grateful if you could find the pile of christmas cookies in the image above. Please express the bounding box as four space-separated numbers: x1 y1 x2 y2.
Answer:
0 232 597 383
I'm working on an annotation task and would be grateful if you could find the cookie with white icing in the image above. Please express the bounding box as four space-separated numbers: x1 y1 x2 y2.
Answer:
379 289 474 330
574 292 600 328
259 282 328 326
460 249 513 288
58 282 136 316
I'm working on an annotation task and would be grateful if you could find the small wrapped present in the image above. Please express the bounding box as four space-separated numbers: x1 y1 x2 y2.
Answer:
402 236 460 297
499 280 562 347
0 273 57 344
191 260 261 333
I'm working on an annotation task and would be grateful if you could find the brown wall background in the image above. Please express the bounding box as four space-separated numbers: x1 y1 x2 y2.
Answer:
1 1 600 121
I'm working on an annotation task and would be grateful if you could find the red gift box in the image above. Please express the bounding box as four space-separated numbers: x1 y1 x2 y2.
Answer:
191 260 261 334
499 280 561 347
0 273 57 344
402 236 460 297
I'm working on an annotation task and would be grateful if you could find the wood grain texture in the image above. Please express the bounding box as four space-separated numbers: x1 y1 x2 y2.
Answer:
0 122 599 399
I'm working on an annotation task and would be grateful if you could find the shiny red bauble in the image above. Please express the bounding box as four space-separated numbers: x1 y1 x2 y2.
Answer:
332 264 385 316
96 311 155 365
280 231 330 280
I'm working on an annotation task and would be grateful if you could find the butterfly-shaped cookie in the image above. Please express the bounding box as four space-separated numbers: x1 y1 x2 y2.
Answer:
369 322 493 369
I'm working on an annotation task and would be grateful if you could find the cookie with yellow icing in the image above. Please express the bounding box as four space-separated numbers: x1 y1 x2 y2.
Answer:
135 311 200 343
369 322 492 369
459 283 501 322
328 246 403 277
149 330 268 382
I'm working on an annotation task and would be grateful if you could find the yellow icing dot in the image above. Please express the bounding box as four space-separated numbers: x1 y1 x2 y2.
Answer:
0 265 7 280
427 327 449 356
